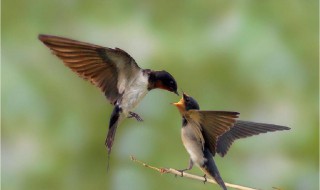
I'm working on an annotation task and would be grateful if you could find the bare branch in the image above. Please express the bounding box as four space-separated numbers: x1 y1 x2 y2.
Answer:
130 156 258 190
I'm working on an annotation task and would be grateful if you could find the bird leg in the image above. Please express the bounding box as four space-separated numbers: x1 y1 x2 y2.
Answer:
128 112 143 121
177 159 194 177
203 174 207 184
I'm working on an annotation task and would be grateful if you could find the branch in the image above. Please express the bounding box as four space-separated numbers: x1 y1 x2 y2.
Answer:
130 156 258 190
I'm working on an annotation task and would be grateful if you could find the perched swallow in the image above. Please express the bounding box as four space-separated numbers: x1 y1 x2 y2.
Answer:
38 34 179 159
172 93 290 190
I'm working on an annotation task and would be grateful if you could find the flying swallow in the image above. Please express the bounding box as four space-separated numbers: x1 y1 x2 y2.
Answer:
38 34 179 161
172 93 290 190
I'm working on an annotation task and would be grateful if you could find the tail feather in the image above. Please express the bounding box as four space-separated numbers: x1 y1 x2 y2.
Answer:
202 148 227 190
106 124 118 155
106 124 118 171
105 105 122 171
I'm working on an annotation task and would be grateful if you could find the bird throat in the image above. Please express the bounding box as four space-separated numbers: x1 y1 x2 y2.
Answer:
182 117 188 127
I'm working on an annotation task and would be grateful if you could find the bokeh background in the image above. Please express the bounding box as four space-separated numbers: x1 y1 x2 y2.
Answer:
2 1 319 190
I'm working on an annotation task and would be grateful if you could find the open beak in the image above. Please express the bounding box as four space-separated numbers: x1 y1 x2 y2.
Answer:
171 97 184 109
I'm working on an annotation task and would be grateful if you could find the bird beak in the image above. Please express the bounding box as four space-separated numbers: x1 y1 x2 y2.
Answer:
174 90 179 96
172 97 184 109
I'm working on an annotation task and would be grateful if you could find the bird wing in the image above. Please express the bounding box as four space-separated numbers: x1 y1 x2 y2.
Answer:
188 110 239 155
38 34 141 104
216 120 290 157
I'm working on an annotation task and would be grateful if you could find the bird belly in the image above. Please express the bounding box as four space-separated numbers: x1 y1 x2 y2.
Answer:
181 126 206 166
119 73 149 116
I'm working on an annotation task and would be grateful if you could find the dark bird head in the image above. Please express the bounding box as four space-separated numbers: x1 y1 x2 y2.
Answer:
149 70 178 95
172 92 200 113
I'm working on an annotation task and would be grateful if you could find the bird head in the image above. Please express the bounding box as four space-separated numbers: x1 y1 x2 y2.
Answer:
172 92 200 114
151 70 179 95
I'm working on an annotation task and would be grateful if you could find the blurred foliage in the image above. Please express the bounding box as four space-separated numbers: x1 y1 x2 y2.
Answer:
2 0 318 190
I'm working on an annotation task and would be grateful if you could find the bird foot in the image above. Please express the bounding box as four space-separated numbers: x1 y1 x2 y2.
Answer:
128 112 143 122
176 169 188 177
203 174 207 184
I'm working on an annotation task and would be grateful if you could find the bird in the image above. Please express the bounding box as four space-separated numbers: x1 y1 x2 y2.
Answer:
38 34 179 162
172 92 290 190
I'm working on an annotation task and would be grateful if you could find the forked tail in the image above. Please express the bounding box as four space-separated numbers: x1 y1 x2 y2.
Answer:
203 148 227 190
105 105 122 171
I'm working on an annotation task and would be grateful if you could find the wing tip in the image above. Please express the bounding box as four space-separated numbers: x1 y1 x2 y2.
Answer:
38 34 68 44
38 34 51 42
282 126 291 130
269 124 291 131
217 152 226 157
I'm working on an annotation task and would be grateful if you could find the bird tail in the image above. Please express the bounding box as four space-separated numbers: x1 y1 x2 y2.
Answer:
202 149 227 190
105 106 123 171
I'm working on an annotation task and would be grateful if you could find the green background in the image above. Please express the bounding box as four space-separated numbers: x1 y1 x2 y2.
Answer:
2 1 318 190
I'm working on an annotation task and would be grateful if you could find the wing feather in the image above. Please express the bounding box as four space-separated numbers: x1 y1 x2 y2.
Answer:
216 120 290 157
188 110 239 155
39 34 141 104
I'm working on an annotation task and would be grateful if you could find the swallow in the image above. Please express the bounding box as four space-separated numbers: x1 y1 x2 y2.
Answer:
38 34 179 160
172 93 290 190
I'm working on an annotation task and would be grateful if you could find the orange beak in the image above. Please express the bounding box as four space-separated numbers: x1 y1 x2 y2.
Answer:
172 97 185 112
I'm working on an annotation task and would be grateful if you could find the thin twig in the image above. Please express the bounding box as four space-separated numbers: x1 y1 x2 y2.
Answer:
130 155 258 190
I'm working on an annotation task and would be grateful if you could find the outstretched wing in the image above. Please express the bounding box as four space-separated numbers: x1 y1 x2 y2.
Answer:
188 110 239 156
216 120 290 157
38 34 141 104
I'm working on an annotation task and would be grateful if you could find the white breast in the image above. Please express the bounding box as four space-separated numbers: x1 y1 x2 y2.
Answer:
120 72 149 116
181 123 207 166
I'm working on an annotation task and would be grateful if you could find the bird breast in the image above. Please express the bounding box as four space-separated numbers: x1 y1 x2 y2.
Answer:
119 72 149 116
181 124 207 166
